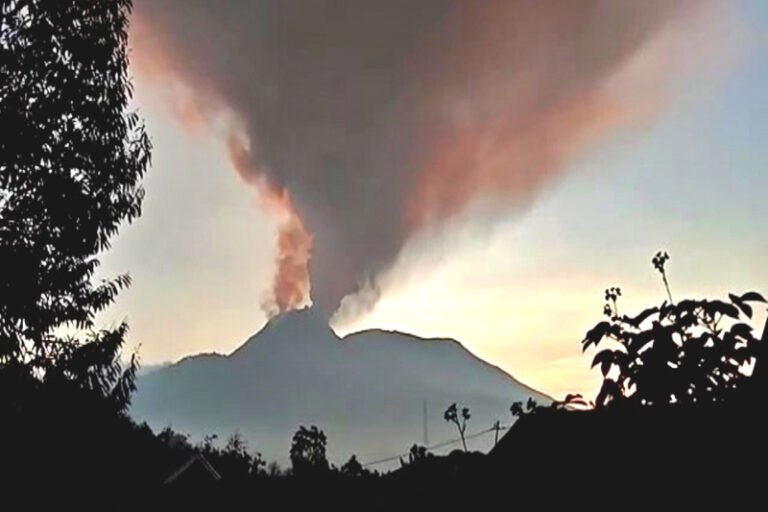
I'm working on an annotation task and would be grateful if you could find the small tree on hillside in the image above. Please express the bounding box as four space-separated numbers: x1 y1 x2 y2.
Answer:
583 251 766 407
399 443 429 468
444 403 471 451
0 0 151 411
510 397 540 418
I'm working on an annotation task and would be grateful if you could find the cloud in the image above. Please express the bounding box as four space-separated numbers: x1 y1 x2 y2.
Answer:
132 0 723 317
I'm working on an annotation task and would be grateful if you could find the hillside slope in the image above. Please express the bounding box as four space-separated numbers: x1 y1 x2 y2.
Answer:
131 308 549 465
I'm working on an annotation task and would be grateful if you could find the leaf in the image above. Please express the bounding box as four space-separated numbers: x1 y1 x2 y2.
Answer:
730 323 754 340
591 349 616 369
582 321 611 351
736 301 753 319
731 346 754 365
741 291 767 303
623 307 659 328
675 299 698 315
708 300 740 320
730 292 755 317
625 331 643 354
677 311 699 328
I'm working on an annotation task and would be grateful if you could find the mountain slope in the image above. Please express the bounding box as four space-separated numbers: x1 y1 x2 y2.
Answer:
131 308 549 466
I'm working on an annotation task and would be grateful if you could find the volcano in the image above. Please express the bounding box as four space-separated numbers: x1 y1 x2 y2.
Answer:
131 308 549 466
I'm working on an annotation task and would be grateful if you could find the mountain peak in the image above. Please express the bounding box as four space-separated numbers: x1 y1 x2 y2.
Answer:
229 307 339 358
262 306 339 340
266 306 331 331
133 309 549 465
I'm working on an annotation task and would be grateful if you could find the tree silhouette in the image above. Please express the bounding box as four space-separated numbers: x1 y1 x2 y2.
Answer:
444 403 471 451
194 431 263 482
340 455 371 478
398 443 430 468
510 397 540 418
265 461 284 478
220 432 262 480
290 425 329 476
583 251 766 407
0 0 150 411
199 434 219 453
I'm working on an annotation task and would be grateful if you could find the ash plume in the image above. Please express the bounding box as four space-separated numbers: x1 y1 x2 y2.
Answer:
132 0 719 318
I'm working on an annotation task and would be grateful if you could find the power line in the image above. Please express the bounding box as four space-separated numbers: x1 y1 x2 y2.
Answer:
361 423 511 469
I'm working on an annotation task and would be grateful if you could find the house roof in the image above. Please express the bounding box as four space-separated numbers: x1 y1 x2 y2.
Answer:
164 453 222 485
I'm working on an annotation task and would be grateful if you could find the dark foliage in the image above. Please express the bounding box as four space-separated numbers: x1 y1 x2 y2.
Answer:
197 432 265 482
509 396 540 418
583 252 766 407
340 455 373 478
0 0 150 489
0 0 150 407
290 425 330 476
511 394 590 419
399 443 430 468
489 400 768 507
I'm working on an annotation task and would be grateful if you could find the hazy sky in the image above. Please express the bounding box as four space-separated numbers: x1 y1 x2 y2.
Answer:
100 0 767 398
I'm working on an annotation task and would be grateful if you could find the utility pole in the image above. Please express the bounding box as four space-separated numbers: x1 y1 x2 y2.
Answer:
493 420 501 447
423 400 429 447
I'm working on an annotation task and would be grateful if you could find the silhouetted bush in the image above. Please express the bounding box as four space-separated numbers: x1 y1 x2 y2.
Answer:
583 252 766 407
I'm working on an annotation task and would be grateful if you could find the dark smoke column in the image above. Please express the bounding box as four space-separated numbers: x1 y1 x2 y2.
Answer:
133 0 714 319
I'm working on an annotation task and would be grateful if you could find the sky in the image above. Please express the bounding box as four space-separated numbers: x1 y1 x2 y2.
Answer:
100 0 767 399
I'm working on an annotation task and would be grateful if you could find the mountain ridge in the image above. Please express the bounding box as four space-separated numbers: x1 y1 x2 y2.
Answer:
131 308 550 465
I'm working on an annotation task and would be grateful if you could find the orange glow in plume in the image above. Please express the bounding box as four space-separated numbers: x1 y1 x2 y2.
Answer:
132 19 313 315
226 135 313 315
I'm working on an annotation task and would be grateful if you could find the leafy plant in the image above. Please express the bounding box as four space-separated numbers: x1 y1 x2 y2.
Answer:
444 403 471 451
510 397 540 418
583 251 766 407
652 251 673 303
511 395 591 419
